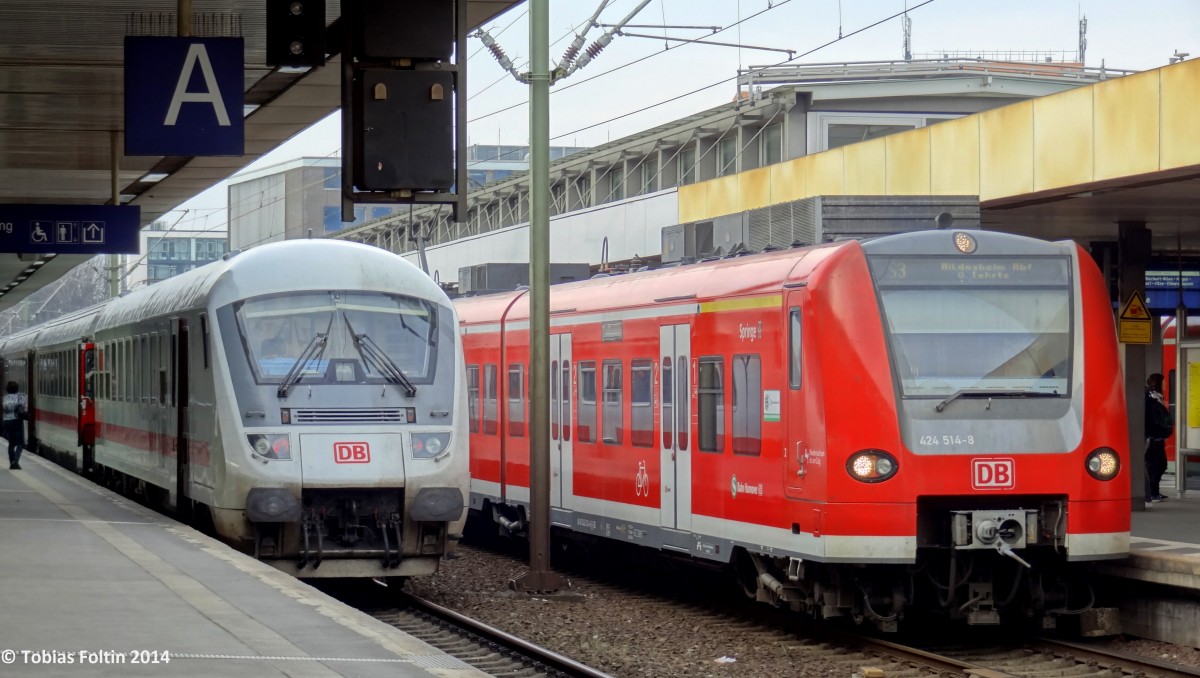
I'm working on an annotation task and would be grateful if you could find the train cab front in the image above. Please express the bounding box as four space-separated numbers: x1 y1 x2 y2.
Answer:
213 288 469 578
854 230 1130 627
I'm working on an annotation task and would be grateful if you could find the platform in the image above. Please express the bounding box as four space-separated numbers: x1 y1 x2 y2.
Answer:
0 454 486 677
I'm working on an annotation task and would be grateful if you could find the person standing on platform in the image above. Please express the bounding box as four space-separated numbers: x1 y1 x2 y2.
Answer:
3 381 27 469
1145 373 1173 503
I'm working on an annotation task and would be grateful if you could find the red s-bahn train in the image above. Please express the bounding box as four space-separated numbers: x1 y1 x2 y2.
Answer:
455 229 1129 629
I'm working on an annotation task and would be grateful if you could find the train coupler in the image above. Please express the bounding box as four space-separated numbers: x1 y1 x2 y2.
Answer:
298 511 325 570
964 582 1000 625
378 513 403 569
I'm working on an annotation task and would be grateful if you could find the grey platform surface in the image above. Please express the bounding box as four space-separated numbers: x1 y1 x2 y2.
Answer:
0 454 486 677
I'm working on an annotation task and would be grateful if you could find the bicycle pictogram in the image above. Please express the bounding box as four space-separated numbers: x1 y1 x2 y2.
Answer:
635 460 650 497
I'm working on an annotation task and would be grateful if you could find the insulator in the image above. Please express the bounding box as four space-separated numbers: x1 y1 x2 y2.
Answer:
560 44 580 64
585 40 607 59
488 42 508 62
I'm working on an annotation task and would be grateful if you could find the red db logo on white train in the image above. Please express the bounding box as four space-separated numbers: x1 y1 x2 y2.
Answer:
334 442 371 464
972 458 1014 490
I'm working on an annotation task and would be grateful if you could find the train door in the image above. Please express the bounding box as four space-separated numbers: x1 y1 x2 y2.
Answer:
549 333 573 509
784 294 808 498
25 351 36 448
659 324 691 531
173 319 190 511
78 341 97 472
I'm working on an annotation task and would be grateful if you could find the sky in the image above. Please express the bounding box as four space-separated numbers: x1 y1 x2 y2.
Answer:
168 0 1200 233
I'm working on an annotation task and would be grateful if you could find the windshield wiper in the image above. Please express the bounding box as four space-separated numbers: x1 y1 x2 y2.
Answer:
935 388 1060 413
277 333 328 398
353 332 417 397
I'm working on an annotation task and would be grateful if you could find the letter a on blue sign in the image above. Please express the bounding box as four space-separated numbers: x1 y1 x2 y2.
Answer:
125 37 244 156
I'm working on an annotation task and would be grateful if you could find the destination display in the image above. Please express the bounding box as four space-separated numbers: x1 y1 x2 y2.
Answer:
870 256 1070 287
0 204 141 254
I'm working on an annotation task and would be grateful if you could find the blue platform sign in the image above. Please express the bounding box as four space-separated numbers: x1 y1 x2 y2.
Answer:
125 37 244 157
0 205 141 254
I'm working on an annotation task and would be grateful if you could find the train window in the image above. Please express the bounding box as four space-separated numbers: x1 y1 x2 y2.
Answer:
698 356 725 453
732 354 762 456
578 361 597 443
561 360 571 441
789 308 802 390
677 355 689 451
200 314 210 369
871 255 1071 398
467 365 480 434
631 359 653 447
551 360 559 441
483 364 498 435
233 292 439 387
662 358 674 448
140 335 149 402
602 360 623 445
508 363 525 437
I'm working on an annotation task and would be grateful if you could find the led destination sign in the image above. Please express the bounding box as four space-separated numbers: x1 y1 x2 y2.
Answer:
870 257 1070 287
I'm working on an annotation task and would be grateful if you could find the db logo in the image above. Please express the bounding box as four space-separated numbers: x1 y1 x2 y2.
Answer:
334 442 371 464
972 458 1015 490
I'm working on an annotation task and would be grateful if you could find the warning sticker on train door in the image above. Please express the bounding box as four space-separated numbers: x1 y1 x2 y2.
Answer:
764 390 780 422
1118 291 1152 344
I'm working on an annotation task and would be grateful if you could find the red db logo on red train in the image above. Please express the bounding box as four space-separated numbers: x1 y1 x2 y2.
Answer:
972 458 1015 490
334 442 371 464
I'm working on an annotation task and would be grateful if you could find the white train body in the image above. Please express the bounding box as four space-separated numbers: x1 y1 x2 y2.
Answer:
1 241 468 578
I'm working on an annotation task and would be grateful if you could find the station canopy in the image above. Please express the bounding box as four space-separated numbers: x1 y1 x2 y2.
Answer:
0 1 520 310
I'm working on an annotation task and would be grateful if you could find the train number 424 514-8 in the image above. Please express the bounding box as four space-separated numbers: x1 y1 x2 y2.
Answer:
919 435 975 446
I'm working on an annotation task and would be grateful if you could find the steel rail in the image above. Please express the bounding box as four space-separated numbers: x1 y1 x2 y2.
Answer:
396 590 613 678
1032 638 1200 678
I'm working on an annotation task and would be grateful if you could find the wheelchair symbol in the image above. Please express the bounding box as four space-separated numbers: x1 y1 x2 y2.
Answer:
30 222 49 244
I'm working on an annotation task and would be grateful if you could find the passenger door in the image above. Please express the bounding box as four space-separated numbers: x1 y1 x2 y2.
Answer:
659 324 691 531
550 333 573 509
784 294 809 498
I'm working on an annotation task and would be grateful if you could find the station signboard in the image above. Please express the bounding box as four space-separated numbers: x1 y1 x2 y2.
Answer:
125 37 244 157
0 205 140 254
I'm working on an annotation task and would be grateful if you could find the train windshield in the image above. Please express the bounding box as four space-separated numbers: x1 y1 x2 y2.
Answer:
234 291 438 386
868 255 1072 398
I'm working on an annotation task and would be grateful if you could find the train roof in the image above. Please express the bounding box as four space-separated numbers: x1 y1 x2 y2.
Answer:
0 240 452 350
454 240 849 324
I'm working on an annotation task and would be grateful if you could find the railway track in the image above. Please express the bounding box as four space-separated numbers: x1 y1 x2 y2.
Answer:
369 588 613 678
394 541 1200 678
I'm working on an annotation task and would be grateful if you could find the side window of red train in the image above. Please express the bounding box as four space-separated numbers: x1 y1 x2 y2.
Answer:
508 363 525 437
466 365 480 433
578 361 597 443
602 360 623 445
789 308 802 390
561 360 571 441
698 356 725 453
732 354 762 456
631 359 653 447
483 364 499 435
551 359 559 440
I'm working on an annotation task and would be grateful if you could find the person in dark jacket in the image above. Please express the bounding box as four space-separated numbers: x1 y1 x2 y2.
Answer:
2 380 27 470
1145 373 1172 503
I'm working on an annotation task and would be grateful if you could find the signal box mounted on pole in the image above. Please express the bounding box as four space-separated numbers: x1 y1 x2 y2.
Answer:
341 0 467 222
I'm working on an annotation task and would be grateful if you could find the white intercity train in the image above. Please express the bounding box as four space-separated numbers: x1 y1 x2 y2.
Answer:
0 240 469 579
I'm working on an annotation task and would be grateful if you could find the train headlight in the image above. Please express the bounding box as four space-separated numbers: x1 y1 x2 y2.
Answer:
247 434 291 461
412 432 451 460
1085 447 1120 481
846 449 899 483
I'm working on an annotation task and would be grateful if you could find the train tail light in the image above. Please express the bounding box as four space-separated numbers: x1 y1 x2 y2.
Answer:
1085 447 1120 481
846 449 898 483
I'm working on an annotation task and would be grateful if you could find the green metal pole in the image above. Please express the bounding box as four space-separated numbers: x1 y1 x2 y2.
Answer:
511 0 563 593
